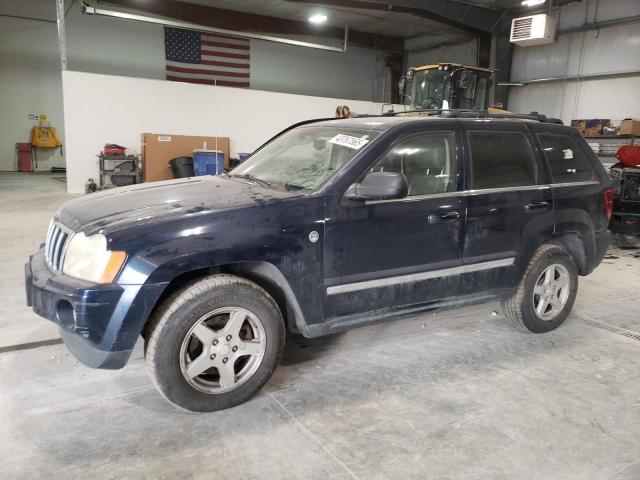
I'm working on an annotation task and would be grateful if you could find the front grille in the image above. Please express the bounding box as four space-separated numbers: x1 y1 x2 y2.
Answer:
622 172 640 202
45 221 74 273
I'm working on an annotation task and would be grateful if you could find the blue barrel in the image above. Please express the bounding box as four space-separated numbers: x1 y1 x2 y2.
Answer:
193 150 224 176
238 152 251 163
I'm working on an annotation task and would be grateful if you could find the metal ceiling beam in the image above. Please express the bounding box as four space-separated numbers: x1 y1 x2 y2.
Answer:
287 0 493 36
56 0 67 70
380 0 508 33
287 0 506 67
379 0 507 68
104 0 405 52
500 69 640 86
84 5 349 52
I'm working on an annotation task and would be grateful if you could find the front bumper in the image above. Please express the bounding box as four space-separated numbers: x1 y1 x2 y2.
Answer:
26 249 166 369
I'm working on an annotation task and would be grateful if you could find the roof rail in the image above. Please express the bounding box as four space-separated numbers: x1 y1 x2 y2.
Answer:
372 108 563 124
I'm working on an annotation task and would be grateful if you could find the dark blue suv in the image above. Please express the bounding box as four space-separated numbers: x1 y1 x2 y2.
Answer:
26 114 611 411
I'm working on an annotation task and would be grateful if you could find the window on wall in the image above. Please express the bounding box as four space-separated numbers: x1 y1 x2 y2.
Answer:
537 133 594 183
370 132 456 196
468 131 538 189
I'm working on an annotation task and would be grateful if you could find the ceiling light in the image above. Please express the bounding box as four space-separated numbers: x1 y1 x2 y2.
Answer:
521 0 546 6
308 14 327 24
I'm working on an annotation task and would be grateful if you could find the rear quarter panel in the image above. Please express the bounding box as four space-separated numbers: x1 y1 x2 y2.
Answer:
529 124 609 272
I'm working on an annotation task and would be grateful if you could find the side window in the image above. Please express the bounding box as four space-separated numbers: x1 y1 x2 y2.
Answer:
370 132 456 196
537 133 594 183
468 131 538 189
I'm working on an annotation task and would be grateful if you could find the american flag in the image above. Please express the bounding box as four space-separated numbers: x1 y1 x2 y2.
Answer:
164 27 250 88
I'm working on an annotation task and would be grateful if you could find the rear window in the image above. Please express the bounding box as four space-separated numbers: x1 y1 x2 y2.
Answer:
537 133 594 183
468 131 538 189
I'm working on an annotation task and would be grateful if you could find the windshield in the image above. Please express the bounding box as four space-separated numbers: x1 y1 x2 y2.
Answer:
412 70 449 110
229 126 380 191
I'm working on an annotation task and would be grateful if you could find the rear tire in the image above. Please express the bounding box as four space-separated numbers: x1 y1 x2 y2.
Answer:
501 244 578 333
145 274 285 412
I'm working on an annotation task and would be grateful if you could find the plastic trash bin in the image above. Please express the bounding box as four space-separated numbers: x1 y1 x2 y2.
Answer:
193 150 224 176
169 156 194 178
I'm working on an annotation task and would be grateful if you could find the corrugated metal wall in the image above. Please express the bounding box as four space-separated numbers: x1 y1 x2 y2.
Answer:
508 0 640 124
406 39 478 70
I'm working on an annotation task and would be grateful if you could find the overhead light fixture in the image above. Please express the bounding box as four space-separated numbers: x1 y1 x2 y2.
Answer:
308 13 328 24
521 0 546 6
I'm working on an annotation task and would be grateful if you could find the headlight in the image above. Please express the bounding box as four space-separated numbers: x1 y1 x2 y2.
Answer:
62 232 127 283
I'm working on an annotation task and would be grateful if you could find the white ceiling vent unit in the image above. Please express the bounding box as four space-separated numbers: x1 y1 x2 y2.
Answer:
510 14 557 46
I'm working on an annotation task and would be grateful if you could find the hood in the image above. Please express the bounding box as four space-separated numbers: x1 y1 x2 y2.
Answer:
57 176 301 234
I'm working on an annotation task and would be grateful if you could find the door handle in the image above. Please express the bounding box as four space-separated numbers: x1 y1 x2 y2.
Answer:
428 211 461 224
524 201 550 212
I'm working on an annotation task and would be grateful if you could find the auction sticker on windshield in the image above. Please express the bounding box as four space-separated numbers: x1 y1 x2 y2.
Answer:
329 134 370 150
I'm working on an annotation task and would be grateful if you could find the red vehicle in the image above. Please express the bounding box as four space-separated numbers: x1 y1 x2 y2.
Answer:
608 146 640 247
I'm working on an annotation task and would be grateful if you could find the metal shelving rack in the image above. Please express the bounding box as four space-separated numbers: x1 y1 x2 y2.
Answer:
583 135 636 167
98 154 141 189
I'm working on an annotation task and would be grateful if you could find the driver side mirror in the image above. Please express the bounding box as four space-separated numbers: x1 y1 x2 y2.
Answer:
345 172 408 202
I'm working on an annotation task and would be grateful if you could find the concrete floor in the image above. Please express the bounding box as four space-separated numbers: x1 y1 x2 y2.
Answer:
1 173 639 479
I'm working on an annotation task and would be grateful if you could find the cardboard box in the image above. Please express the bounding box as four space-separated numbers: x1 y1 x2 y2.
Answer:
571 120 587 135
571 119 610 136
141 133 230 182
619 119 640 136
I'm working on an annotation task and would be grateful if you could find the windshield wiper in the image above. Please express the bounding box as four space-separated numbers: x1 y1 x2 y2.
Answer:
284 183 307 191
228 173 272 188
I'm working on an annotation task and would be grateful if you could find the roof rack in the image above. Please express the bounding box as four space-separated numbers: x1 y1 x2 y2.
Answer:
377 108 563 124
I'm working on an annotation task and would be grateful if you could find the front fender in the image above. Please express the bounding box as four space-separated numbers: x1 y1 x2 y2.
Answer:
112 196 325 334
119 252 316 337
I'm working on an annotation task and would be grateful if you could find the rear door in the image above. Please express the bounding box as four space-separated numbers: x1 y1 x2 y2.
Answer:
460 124 554 294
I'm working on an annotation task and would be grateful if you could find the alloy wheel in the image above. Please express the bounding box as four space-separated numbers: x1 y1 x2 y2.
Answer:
179 307 266 394
532 263 571 321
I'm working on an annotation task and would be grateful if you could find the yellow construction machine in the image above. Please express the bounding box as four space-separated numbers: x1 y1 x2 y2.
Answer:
399 62 505 113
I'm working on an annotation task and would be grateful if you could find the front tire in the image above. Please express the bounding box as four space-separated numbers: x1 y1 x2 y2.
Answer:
501 244 578 333
145 274 285 412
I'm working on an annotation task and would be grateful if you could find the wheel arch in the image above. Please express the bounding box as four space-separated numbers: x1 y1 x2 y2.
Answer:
549 231 592 275
226 262 308 336
142 261 308 338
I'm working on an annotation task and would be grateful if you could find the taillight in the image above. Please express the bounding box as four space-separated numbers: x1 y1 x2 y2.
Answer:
604 188 614 222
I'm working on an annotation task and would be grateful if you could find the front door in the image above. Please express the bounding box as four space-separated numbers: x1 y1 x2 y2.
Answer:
323 130 465 319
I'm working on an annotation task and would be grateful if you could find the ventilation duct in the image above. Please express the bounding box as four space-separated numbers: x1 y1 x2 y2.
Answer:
510 14 557 46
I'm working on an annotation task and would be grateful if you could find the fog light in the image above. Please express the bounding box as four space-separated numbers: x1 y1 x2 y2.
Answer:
56 300 75 329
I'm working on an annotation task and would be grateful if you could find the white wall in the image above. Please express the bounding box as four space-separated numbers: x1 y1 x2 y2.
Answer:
0 0 385 171
508 0 640 124
63 70 400 194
